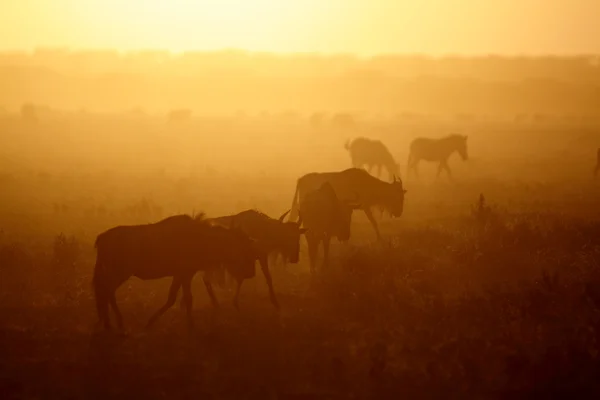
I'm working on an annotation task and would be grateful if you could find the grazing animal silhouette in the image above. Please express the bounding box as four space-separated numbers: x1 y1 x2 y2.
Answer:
345 137 400 181
594 148 600 178
407 134 468 179
289 168 406 241
298 182 360 273
92 214 258 331
167 108 192 123
207 209 306 306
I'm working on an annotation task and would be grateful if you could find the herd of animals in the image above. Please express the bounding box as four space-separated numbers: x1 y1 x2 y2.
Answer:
92 133 470 331
89 132 496 332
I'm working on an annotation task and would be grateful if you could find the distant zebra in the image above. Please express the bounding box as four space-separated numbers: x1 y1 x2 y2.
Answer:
407 134 468 179
595 148 600 178
345 137 400 181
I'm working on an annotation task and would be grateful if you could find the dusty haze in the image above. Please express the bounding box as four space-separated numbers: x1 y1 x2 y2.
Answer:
2 2 600 398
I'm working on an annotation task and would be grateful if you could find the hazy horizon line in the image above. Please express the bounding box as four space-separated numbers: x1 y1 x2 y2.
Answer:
1 46 599 60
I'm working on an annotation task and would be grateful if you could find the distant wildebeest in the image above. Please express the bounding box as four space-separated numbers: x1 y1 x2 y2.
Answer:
407 134 468 179
207 209 306 307
289 168 406 241
594 148 600 178
298 182 360 273
344 137 400 181
331 112 355 130
93 214 258 331
167 108 192 123
20 103 38 122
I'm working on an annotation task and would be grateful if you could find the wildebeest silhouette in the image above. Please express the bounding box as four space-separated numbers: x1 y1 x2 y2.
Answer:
298 182 360 273
407 134 468 179
167 108 192 123
92 214 258 331
289 168 406 241
344 137 400 181
207 209 306 308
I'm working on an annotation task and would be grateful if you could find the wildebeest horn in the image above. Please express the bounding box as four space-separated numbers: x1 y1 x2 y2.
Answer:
279 209 291 222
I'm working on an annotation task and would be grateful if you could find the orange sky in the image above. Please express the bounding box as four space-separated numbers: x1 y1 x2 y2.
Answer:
2 0 599 55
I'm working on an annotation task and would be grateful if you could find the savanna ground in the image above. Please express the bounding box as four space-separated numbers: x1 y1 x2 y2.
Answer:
2 111 600 399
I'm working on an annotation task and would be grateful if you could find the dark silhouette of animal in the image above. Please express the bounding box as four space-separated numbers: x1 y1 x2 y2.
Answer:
298 182 360 273
407 134 468 179
345 137 400 181
594 148 600 178
289 168 406 241
92 214 258 331
207 209 306 306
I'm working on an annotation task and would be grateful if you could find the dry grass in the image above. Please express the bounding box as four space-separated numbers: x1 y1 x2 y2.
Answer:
2 113 600 398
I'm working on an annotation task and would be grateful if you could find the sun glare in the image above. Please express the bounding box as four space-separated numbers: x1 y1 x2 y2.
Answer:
71 0 324 52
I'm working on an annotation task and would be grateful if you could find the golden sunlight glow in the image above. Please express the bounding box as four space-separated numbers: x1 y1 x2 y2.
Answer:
1 0 600 54
69 0 327 52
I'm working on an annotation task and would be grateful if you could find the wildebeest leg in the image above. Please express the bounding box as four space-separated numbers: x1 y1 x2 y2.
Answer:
363 208 382 241
259 255 279 310
108 292 124 332
146 276 182 329
233 278 244 310
322 235 331 268
436 161 444 179
410 158 420 179
94 282 111 331
268 251 282 268
203 270 219 308
181 275 194 330
306 233 319 274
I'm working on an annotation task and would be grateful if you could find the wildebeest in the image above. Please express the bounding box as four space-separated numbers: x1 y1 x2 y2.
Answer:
345 137 400 181
298 182 360 273
207 209 306 307
407 134 468 179
594 148 600 178
289 168 406 241
167 108 192 123
92 214 259 331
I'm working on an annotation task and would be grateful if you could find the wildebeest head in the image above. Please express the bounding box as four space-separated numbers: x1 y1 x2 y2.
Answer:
386 175 407 218
457 135 469 161
277 209 306 264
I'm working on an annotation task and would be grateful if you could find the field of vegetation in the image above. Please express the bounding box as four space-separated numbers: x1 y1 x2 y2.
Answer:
2 109 600 399
2 52 600 398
